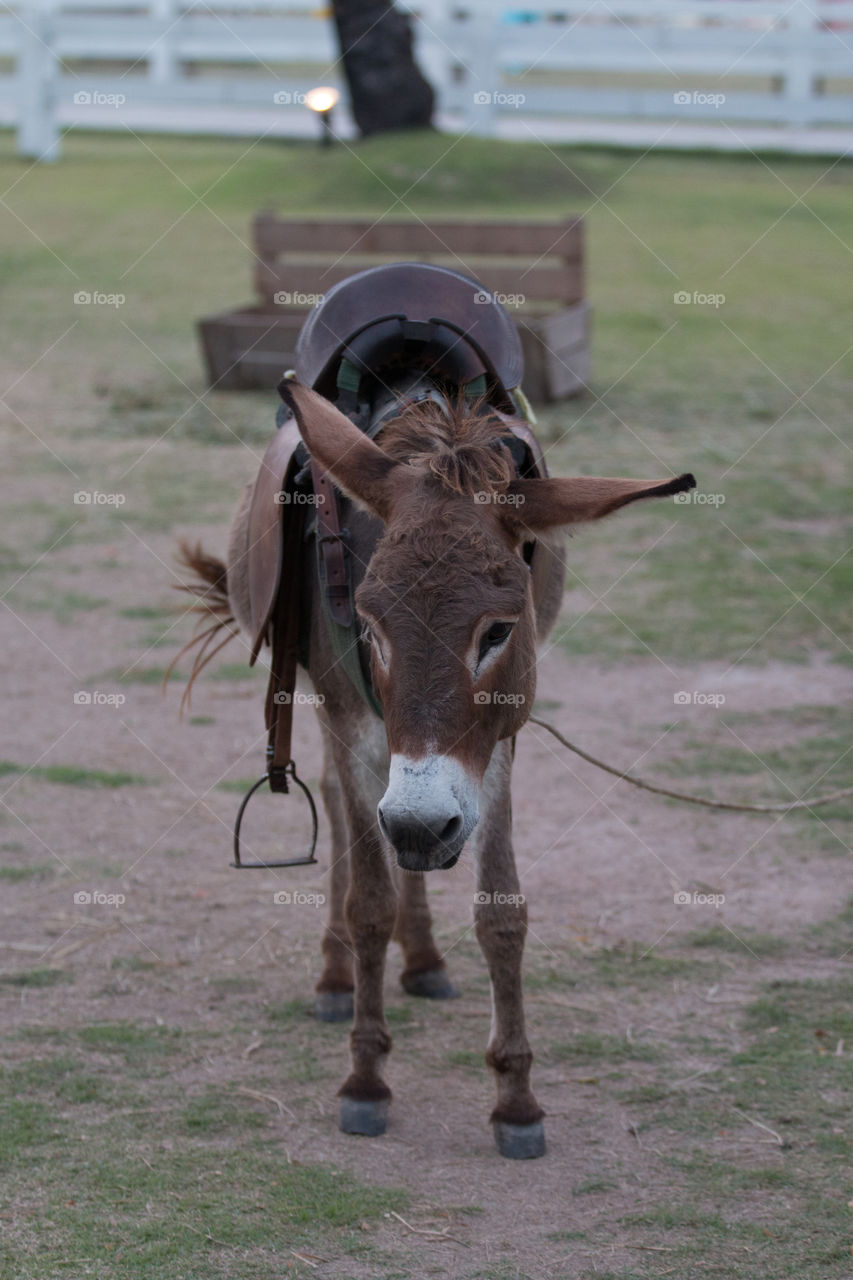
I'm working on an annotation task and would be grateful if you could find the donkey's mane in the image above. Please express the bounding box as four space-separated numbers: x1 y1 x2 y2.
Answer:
378 399 515 499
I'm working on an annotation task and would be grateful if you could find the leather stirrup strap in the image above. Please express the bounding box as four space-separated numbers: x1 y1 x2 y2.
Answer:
310 458 352 628
264 498 305 792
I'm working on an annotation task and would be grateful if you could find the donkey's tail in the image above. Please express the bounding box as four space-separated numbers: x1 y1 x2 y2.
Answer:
166 539 238 714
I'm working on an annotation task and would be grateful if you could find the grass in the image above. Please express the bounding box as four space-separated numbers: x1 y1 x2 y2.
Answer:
0 761 149 788
0 967 71 988
547 1031 661 1063
0 1016 408 1279
0 863 56 881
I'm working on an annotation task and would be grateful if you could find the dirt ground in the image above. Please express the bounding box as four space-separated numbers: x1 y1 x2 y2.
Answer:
2 520 851 1276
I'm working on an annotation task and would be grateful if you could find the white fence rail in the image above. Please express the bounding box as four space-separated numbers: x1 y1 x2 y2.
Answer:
2 0 853 159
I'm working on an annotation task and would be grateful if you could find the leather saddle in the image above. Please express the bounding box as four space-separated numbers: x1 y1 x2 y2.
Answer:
244 260 545 666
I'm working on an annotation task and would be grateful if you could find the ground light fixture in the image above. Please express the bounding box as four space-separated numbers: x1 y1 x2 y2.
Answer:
305 86 340 146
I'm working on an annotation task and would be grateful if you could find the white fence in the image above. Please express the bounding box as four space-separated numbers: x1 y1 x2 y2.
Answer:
3 0 853 160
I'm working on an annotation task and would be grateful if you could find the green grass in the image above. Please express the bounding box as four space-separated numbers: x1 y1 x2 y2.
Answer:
547 1032 661 1063
0 761 148 788
20 589 110 623
181 1087 268 1134
0 967 71 988
0 1016 407 1279
0 863 56 881
685 926 790 956
211 662 263 681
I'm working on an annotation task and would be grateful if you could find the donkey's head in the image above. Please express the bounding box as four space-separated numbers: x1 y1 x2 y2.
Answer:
284 383 694 872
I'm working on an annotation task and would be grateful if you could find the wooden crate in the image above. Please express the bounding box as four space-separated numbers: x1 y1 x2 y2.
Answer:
198 214 590 401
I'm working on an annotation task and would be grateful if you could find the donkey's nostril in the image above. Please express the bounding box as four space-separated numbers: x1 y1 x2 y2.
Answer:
438 814 462 846
377 800 465 860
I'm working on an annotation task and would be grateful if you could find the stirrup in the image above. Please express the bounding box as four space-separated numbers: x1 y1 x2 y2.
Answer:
232 760 318 869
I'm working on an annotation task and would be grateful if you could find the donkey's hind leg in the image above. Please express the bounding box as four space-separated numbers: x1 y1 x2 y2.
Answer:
314 727 355 1022
473 740 545 1159
394 872 458 999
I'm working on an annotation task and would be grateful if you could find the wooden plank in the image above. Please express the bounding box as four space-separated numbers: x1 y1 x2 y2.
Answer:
254 260 584 306
534 301 590 350
253 214 583 261
196 307 304 390
518 305 591 401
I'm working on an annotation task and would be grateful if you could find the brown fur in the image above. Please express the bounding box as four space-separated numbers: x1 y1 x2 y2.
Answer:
379 398 516 498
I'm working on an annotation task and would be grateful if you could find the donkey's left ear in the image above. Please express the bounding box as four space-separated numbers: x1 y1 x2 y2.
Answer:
280 381 409 522
503 473 696 536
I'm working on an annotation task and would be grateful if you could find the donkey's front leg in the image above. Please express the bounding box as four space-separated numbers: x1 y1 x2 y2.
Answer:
314 726 354 1023
339 825 396 1135
330 730 397 1137
473 740 545 1159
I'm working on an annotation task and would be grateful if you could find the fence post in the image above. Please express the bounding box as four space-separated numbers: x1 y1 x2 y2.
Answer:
453 3 498 136
16 0 60 161
149 0 178 84
784 0 816 126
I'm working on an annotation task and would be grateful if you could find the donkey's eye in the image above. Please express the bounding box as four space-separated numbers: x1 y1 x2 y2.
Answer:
478 621 514 664
364 624 389 668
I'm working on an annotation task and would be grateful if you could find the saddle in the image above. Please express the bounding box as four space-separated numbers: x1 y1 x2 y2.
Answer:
233 261 548 866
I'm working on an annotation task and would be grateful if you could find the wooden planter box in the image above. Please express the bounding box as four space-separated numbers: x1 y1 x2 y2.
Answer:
198 215 590 402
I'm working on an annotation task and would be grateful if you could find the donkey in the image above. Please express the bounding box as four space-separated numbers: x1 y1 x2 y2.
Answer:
184 381 694 1159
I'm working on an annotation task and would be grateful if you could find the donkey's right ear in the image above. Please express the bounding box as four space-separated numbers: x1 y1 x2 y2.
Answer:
280 382 406 522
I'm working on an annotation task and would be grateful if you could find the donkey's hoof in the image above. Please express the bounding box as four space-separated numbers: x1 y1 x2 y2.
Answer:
401 968 459 1000
493 1119 546 1160
314 991 354 1022
339 1096 389 1137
